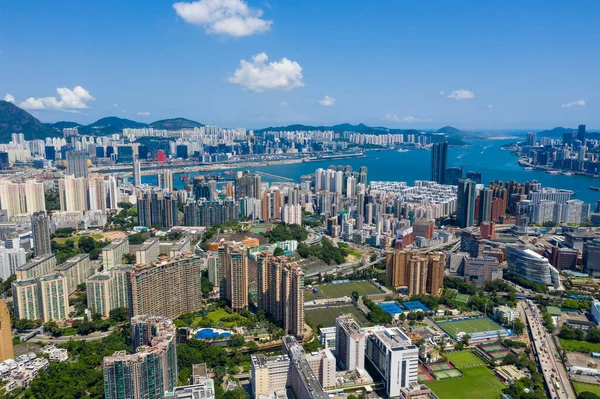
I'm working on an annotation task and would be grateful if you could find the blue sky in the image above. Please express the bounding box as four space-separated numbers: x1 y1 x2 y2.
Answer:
0 0 599 130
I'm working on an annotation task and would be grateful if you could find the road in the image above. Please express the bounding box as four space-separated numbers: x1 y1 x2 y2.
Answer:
522 300 575 399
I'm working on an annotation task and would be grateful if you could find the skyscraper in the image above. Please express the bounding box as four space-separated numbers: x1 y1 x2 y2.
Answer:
256 253 304 338
31 211 52 257
104 315 177 399
133 158 142 187
385 251 445 296
235 171 262 200
358 166 368 185
457 178 476 228
445 167 463 185
66 150 89 178
219 242 248 313
430 142 448 184
578 124 586 143
0 299 14 362
137 190 178 228
478 188 493 224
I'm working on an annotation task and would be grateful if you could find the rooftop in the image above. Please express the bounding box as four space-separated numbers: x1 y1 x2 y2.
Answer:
16 254 55 271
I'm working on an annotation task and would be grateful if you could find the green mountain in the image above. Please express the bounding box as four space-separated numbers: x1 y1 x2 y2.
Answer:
536 127 575 137
48 121 83 130
149 118 204 130
436 126 462 135
0 100 59 142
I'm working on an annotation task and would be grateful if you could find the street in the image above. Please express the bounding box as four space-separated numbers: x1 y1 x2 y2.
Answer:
522 300 575 399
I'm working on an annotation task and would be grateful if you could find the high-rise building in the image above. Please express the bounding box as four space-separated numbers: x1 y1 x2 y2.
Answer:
0 246 26 280
0 299 14 362
235 171 261 200
104 315 177 399
385 251 445 296
102 238 130 270
358 166 368 185
59 175 89 212
583 241 600 276
365 327 419 398
251 354 292 398
256 253 304 338
506 246 560 287
31 211 52 257
335 315 366 371
466 171 482 184
15 253 56 280
445 167 463 186
86 265 133 317
219 242 248 313
133 158 142 187
128 255 203 319
461 256 502 286
0 181 46 217
456 178 476 228
162 169 173 192
135 238 160 266
55 254 94 295
430 142 448 184
478 188 492 224
66 150 89 178
137 190 178 228
12 273 69 322
578 124 586 143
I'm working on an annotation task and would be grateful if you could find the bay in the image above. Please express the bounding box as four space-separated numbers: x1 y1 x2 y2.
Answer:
143 139 600 205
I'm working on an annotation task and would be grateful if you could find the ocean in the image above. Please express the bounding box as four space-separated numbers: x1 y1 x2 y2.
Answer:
142 139 600 204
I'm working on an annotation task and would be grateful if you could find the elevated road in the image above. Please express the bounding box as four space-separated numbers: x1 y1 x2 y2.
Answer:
522 300 575 399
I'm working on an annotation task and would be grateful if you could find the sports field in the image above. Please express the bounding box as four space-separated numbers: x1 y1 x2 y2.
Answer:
437 317 505 339
305 305 367 326
445 351 484 368
574 381 600 396
304 280 382 302
425 366 504 399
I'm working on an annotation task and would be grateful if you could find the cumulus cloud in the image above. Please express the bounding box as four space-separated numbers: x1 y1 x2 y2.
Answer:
4 94 14 103
228 52 304 92
384 114 432 123
280 101 288 108
487 104 494 109
19 86 95 112
318 95 336 107
561 100 586 108
137 111 151 116
173 0 272 37
447 89 475 100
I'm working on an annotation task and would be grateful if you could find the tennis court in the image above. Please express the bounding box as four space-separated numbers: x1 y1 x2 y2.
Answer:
378 301 403 315
433 369 463 380
402 301 430 312
426 361 453 372
418 364 435 382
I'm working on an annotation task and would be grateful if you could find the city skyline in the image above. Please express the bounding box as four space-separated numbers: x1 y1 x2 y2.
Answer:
0 1 599 129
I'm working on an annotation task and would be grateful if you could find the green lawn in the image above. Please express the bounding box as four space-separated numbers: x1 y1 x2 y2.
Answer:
194 308 248 328
455 294 470 303
559 338 600 353
437 317 505 339
204 308 230 322
445 351 484 368
425 366 505 399
305 305 367 327
305 281 382 302
574 382 600 396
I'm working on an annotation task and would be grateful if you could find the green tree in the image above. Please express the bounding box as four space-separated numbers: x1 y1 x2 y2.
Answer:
273 247 285 256
109 307 129 323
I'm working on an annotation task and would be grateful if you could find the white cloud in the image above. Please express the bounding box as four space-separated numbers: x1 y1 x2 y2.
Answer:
137 111 151 116
487 104 494 109
228 52 304 92
438 90 444 96
318 95 336 107
4 94 14 103
173 0 272 37
280 101 288 108
561 99 586 108
384 114 432 123
447 89 475 100
19 86 95 113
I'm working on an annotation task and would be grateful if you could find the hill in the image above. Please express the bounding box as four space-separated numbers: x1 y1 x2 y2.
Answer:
436 126 462 135
86 117 147 135
149 118 204 130
0 100 59 142
536 127 576 137
47 121 83 130
255 123 416 135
